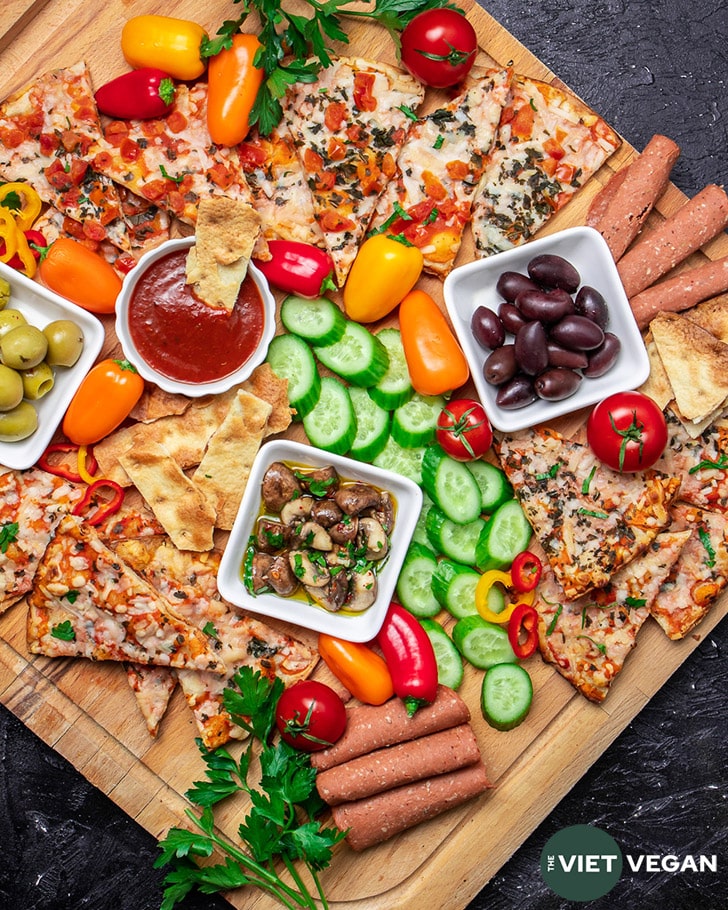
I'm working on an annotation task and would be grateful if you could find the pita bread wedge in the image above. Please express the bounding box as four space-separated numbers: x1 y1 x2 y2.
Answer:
651 311 728 423
683 297 728 343
637 337 673 411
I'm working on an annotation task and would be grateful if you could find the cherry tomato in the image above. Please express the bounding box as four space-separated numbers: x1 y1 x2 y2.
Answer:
586 390 668 473
274 679 347 752
400 9 478 88
436 398 493 461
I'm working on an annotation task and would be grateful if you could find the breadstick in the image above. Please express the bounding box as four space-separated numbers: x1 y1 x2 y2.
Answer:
629 256 728 329
617 184 728 299
589 134 680 259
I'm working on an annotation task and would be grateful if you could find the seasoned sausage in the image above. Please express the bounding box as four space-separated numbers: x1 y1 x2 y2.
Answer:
629 256 728 329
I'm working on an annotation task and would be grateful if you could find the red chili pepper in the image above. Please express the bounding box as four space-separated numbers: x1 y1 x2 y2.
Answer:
510 550 542 594
72 479 125 526
94 68 176 120
37 443 98 484
376 602 439 716
0 229 46 270
254 240 337 298
507 603 539 660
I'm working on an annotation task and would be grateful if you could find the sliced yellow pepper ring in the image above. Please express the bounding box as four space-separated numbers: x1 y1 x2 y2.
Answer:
475 569 535 624
0 182 42 232
77 445 100 485
0 209 19 263
12 229 38 277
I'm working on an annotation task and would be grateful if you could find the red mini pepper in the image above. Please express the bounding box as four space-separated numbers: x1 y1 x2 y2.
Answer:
94 68 176 120
72 479 125 526
254 240 337 298
510 551 543 594
507 603 539 660
37 443 98 484
376 602 439 715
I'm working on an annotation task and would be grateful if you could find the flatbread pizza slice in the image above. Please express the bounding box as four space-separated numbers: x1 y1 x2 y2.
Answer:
125 663 178 737
369 66 512 277
651 503 728 639
471 75 621 256
0 62 130 250
27 515 225 673
282 56 425 286
494 427 681 600
536 529 691 701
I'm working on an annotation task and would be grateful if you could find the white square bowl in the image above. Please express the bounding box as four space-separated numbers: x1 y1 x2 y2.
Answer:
0 261 105 470
217 439 422 643
443 226 650 433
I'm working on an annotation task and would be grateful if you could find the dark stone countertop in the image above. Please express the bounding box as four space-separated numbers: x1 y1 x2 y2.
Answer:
1 1 726 908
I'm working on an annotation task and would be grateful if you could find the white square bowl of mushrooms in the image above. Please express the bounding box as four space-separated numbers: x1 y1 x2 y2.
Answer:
217 439 423 643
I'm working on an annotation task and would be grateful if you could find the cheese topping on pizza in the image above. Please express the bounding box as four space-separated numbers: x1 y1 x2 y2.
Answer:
471 75 621 256
283 56 425 285
369 66 512 276
495 427 681 600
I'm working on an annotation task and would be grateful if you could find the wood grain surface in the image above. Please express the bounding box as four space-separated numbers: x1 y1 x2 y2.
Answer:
1 2 727 909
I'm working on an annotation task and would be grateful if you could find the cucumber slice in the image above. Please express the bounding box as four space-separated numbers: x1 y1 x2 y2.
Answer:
420 618 464 690
411 493 435 547
466 460 513 513
370 328 413 410
266 333 321 418
421 444 482 525
391 393 446 448
302 376 356 455
348 387 391 462
373 437 426 486
452 615 518 670
280 295 346 346
475 499 532 571
395 542 440 617
431 560 480 618
481 663 533 731
313 321 389 387
425 505 485 566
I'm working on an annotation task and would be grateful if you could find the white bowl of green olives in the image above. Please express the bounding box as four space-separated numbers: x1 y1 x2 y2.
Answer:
0 261 104 470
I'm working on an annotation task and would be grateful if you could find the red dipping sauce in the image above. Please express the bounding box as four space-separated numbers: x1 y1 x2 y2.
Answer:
128 248 265 383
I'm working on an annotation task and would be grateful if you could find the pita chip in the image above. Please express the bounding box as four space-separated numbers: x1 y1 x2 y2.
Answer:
637 337 673 411
683 297 728 343
650 311 728 423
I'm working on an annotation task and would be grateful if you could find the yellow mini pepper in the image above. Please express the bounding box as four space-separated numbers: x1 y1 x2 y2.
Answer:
343 233 423 323
121 15 208 82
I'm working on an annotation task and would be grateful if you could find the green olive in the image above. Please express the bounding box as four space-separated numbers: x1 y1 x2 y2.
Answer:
20 360 55 401
0 400 38 442
0 364 23 411
0 325 48 370
42 319 85 367
0 309 27 339
0 277 10 310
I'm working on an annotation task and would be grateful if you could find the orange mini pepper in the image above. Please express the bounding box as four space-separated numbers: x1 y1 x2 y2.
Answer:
207 33 265 146
39 238 122 314
318 633 394 705
399 288 469 395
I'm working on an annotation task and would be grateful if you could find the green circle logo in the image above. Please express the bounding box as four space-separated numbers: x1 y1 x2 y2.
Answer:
540 824 623 901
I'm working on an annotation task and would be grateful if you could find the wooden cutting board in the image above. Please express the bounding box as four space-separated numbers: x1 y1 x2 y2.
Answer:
1 2 727 909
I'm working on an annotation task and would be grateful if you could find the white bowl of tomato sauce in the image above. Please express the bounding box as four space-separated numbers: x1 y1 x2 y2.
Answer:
115 236 276 397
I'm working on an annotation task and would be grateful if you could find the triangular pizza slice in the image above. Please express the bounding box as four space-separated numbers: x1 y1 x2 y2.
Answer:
494 426 681 599
124 663 178 737
0 62 131 250
471 75 621 256
536 529 690 701
26 515 225 674
282 56 425 286
369 66 512 277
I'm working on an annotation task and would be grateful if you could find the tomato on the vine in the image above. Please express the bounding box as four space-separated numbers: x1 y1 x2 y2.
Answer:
400 9 478 88
275 679 347 752
436 398 493 461
586 390 668 472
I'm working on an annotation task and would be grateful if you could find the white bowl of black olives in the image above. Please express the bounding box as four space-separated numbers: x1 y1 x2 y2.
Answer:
443 226 650 432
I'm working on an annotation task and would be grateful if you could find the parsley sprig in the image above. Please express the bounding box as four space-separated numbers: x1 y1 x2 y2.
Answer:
156 667 345 909
203 0 461 135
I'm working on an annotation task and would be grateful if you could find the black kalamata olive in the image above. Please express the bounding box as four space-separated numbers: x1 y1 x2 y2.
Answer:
583 332 622 377
496 270 539 302
484 343 518 385
574 285 609 329
498 301 528 335
471 305 506 350
495 374 538 410
534 367 583 401
516 287 575 324
514 320 549 375
527 254 581 292
549 314 605 351
546 340 589 370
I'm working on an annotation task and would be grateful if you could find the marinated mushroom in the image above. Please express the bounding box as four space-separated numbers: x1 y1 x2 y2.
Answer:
293 520 332 551
307 570 349 612
334 483 382 515
267 554 299 597
347 568 378 612
289 550 330 588
280 495 314 525
262 462 302 511
358 517 389 561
